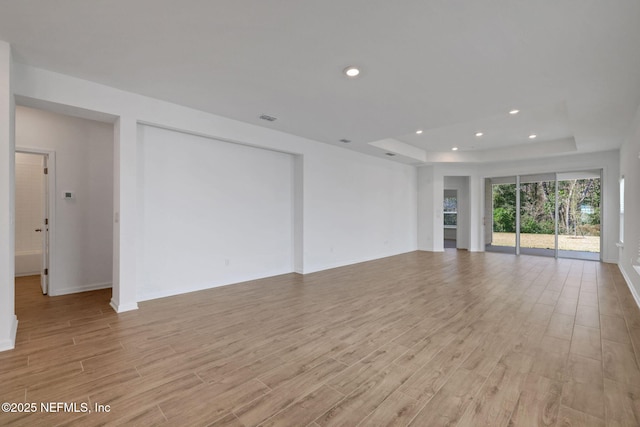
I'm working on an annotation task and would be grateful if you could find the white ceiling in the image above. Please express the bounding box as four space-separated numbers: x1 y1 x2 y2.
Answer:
1 0 639 163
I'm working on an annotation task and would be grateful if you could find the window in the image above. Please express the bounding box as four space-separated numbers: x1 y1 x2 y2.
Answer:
444 196 457 227
620 176 625 243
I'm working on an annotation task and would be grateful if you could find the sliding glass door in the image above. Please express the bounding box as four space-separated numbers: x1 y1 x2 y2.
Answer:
486 170 601 261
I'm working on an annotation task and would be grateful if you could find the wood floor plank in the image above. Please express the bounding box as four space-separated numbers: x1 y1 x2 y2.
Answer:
560 354 605 419
407 367 486 426
201 354 284 394
528 303 555 325
556 405 605 427
357 390 421 427
600 314 631 345
538 290 561 306
397 328 483 402
599 294 623 317
570 325 602 361
208 413 246 427
578 291 599 308
234 358 348 427
506 373 562 427
457 351 533 426
539 335 571 356
314 363 413 427
159 380 269 426
602 339 640 385
530 350 569 382
554 298 578 316
87 373 203 425
545 313 575 341
259 385 344 427
327 342 408 395
575 305 601 329
603 378 640 426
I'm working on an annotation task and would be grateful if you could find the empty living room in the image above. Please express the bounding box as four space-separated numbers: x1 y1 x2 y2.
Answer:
1 2 640 426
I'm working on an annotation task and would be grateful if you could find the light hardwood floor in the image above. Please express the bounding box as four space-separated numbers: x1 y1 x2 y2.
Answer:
2 251 640 426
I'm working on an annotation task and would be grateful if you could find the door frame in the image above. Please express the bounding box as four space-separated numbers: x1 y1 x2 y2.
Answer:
15 147 56 295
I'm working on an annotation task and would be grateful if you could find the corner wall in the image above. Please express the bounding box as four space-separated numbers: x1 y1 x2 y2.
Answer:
303 147 417 273
619 105 640 303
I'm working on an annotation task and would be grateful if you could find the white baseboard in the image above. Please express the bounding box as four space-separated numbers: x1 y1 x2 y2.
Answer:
619 264 640 311
51 282 112 296
138 268 299 302
303 249 419 274
109 299 139 313
0 315 18 352
15 271 41 278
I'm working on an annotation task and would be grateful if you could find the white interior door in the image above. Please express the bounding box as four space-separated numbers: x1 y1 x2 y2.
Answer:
41 155 49 294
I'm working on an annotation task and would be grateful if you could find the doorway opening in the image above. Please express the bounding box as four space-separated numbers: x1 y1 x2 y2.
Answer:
486 170 602 261
14 150 52 294
444 190 457 249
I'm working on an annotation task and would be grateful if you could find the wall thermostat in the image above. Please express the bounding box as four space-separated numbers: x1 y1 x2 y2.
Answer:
63 191 74 199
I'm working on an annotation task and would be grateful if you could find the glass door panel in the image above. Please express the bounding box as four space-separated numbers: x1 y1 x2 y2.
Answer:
519 174 557 257
556 171 601 260
487 176 517 254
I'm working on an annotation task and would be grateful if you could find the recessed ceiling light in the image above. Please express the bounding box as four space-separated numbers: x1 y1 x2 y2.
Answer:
528 134 537 139
452 147 459 151
509 109 520 115
416 130 423 134
344 66 360 77
339 139 351 143
475 132 483 137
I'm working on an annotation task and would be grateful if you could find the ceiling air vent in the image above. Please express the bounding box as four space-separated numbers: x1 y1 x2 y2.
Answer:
339 139 351 143
259 114 277 122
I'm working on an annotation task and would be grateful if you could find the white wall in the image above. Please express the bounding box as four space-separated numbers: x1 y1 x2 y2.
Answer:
619 105 640 303
0 41 16 351
16 106 114 295
15 153 43 253
303 147 417 273
14 152 43 275
418 166 440 251
137 125 294 300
